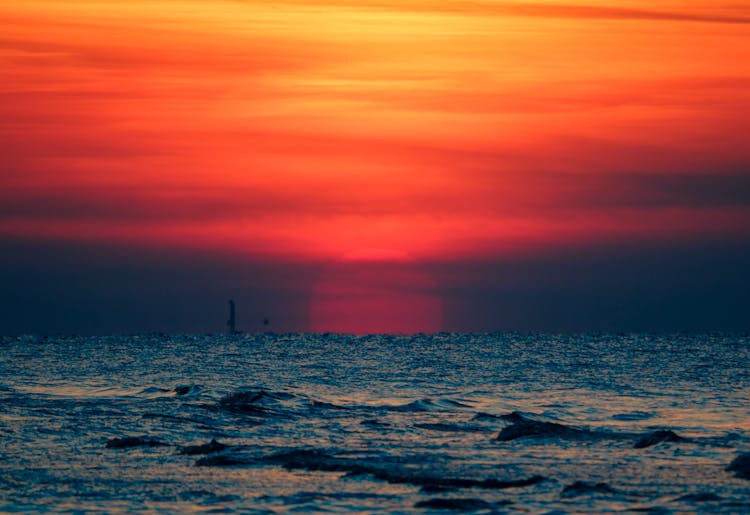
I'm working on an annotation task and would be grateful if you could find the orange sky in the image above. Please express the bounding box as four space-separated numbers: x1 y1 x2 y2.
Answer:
2 0 750 263
2 1 750 333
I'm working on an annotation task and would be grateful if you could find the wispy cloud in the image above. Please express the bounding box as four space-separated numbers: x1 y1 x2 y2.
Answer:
235 0 750 24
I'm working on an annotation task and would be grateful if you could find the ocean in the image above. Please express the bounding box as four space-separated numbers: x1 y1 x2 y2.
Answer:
2 333 749 513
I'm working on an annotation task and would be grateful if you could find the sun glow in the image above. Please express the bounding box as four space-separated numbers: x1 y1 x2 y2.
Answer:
310 249 442 334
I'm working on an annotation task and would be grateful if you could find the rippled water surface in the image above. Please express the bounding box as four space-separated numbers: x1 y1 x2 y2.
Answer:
2 333 750 513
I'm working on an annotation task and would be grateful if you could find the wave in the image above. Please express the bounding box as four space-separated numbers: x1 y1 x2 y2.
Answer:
495 411 604 442
413 422 490 433
726 453 750 479
561 481 619 498
633 430 685 449
105 436 169 449
493 412 706 451
178 439 230 456
415 498 505 510
197 447 546 491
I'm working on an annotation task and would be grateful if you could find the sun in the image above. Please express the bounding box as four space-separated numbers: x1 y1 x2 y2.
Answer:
309 248 443 334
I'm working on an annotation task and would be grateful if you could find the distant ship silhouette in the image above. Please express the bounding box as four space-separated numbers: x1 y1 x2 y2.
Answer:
227 300 238 334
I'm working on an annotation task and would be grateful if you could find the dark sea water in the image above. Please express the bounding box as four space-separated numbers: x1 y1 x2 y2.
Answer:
2 333 750 513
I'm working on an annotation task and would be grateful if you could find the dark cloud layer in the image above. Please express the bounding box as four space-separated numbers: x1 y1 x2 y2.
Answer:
2 170 749 224
2 236 748 335
431 238 750 333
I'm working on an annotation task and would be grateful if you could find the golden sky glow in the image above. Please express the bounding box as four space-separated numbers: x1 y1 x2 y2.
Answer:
2 0 750 264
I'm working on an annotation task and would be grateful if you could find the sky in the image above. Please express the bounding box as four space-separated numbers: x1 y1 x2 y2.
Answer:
1 0 749 334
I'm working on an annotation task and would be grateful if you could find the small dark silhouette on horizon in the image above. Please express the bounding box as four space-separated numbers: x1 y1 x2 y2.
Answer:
227 300 271 333
227 299 237 334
